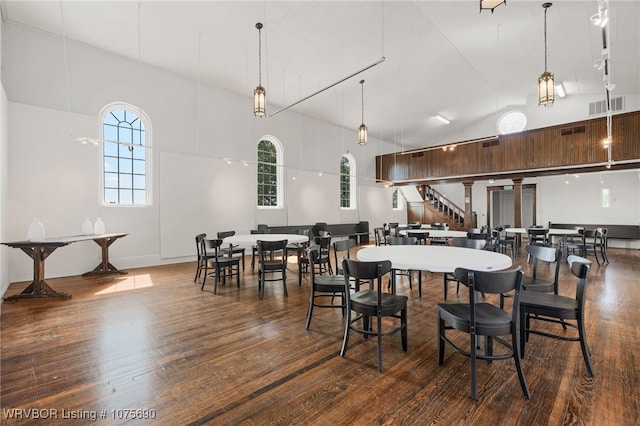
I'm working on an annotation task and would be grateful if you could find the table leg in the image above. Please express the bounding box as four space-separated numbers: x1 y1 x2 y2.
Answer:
3 247 71 301
82 236 128 276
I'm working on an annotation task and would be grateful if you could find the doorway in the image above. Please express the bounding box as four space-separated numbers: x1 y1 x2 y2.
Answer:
486 184 537 229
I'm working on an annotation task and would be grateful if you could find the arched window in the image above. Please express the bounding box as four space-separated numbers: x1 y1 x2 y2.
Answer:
340 153 356 209
100 103 151 206
257 136 283 208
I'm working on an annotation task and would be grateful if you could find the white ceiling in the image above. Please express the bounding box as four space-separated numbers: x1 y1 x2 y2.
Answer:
2 0 639 149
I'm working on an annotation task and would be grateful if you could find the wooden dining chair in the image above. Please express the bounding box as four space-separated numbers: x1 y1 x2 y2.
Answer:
438 266 529 400
340 258 408 373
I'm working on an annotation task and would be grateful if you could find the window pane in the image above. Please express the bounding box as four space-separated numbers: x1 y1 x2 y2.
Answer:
119 174 132 189
132 145 145 160
104 157 118 173
120 159 133 174
104 125 118 143
119 189 133 204
133 175 145 189
133 159 145 174
133 190 145 204
105 189 118 204
105 172 119 188
119 124 133 144
104 141 118 156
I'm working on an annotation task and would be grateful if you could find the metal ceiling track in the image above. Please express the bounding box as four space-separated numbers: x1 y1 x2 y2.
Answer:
269 56 386 117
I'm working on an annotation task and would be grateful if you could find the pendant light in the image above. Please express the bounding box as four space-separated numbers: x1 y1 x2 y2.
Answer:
254 22 266 117
358 79 367 146
538 3 554 106
480 0 506 13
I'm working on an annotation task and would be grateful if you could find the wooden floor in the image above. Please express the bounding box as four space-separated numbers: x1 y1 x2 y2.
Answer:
1 245 639 425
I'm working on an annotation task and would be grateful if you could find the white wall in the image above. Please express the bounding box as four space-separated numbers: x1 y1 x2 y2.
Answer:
436 169 640 249
0 16 10 298
1 23 402 285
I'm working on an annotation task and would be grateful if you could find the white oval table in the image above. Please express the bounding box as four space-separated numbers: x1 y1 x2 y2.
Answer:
223 234 309 247
357 245 512 273
399 229 468 238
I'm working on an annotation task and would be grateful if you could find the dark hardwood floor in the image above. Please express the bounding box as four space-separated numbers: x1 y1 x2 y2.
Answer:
1 245 639 425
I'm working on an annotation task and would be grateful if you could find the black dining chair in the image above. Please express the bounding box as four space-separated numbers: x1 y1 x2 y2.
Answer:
202 238 241 294
387 236 420 296
217 230 246 270
438 266 529 400
519 255 595 376
256 239 288 299
340 258 408 373
305 248 348 330
443 237 487 300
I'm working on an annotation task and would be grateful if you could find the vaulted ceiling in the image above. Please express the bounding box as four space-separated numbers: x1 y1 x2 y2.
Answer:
2 1 639 150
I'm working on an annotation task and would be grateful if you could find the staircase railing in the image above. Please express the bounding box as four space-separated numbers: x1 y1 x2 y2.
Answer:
424 186 465 227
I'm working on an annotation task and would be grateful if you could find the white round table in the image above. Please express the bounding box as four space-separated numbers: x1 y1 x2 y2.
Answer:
357 245 512 273
399 229 468 238
223 234 309 248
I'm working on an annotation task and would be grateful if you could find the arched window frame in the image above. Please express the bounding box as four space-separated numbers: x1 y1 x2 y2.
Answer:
99 102 152 207
257 135 284 209
340 152 356 209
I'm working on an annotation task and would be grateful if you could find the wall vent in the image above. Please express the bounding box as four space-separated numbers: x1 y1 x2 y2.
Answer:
589 96 624 116
560 125 586 136
482 140 499 148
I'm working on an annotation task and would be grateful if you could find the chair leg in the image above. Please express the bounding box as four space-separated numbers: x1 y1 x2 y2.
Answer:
282 268 288 297
437 315 445 365
305 291 315 330
512 325 531 399
578 316 595 376
377 315 383 372
443 274 448 300
401 308 408 352
340 310 351 357
470 332 477 400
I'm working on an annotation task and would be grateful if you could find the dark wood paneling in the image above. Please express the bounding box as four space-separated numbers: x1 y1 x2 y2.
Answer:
377 111 640 184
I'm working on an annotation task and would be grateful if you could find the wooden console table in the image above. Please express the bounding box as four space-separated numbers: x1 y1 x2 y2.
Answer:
2 233 128 301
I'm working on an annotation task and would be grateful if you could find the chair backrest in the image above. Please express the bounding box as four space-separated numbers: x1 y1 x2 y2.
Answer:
583 229 598 243
407 222 422 229
257 239 288 262
431 223 445 230
467 232 488 240
527 227 549 243
407 231 428 241
567 255 592 311
313 235 332 255
388 223 400 237
451 237 486 250
195 233 207 257
217 230 236 239
374 227 386 245
205 238 224 257
525 244 561 292
333 239 356 274
388 236 417 245
455 266 522 296
342 258 392 297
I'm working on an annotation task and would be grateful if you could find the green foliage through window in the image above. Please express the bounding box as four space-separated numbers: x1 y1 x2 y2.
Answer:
257 139 278 206
340 156 351 208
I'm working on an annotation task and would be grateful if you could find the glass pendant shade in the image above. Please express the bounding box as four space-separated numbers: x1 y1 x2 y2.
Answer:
358 123 367 146
254 85 266 117
480 0 506 13
538 71 555 106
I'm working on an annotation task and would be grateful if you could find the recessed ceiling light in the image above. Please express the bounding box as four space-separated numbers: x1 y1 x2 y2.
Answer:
435 114 450 124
